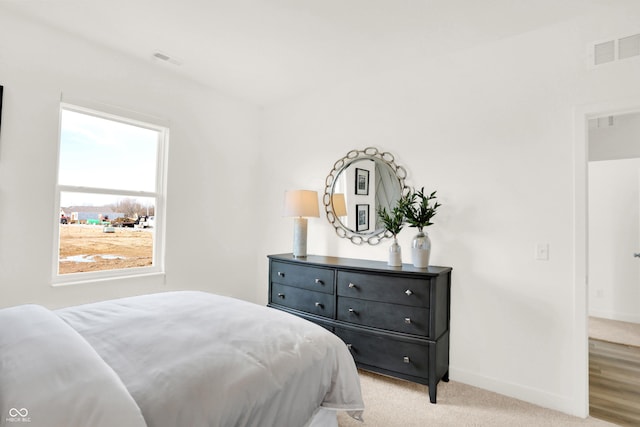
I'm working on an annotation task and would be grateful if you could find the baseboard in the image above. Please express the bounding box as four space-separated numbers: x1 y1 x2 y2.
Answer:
449 367 577 417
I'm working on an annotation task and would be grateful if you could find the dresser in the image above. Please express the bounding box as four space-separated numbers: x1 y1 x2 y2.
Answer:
267 253 452 403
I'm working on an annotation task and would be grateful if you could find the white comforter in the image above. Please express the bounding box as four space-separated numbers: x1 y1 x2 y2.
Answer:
1 291 364 427
0 304 147 427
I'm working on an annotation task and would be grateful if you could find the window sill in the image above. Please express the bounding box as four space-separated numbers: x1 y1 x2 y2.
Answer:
51 271 166 287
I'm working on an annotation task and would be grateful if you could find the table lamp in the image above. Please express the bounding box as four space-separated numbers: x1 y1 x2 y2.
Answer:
283 190 320 257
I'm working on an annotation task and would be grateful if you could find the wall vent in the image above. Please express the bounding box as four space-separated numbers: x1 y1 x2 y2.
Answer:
590 32 640 67
594 41 615 65
619 34 640 59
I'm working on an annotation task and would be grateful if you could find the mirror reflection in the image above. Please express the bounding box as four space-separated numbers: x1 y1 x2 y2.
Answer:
323 147 407 245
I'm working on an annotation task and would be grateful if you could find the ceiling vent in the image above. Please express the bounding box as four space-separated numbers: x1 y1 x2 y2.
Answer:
152 51 182 66
590 32 640 67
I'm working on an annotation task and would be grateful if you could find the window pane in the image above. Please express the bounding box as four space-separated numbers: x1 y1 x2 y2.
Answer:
58 192 155 275
59 109 159 192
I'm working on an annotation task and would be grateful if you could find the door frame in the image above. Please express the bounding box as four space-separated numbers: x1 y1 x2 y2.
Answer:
573 98 640 417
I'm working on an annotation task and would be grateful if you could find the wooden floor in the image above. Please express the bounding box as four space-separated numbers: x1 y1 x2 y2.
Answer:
589 337 640 426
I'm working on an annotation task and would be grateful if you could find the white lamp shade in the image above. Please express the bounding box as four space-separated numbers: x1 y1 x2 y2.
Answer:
331 193 347 217
283 190 320 218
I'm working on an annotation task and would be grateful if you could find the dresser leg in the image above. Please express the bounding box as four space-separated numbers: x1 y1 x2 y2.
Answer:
429 384 437 403
443 370 449 382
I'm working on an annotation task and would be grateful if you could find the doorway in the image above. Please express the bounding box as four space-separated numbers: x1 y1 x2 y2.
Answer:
572 100 640 419
588 113 640 323
586 111 640 424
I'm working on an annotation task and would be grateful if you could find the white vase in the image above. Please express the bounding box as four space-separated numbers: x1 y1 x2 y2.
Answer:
411 230 431 268
388 237 402 267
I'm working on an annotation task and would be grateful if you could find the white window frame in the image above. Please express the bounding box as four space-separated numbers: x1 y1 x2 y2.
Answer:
52 101 169 286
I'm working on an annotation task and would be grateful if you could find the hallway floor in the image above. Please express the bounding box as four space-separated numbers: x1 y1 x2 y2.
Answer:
589 316 640 347
589 316 640 426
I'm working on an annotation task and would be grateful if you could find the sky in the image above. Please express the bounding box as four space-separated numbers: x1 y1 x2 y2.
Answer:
59 109 160 207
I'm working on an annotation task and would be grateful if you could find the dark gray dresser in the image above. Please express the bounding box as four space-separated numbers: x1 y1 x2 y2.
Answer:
267 253 452 403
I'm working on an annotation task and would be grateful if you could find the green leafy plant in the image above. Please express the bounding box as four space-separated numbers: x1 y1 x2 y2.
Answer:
377 204 405 237
400 187 440 231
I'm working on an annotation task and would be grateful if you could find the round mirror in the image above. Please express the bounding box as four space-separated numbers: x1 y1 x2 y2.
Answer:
323 147 408 245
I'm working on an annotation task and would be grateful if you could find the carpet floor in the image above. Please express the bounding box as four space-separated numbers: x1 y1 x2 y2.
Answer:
337 370 617 427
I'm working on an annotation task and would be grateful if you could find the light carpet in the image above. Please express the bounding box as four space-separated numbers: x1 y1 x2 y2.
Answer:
337 370 616 427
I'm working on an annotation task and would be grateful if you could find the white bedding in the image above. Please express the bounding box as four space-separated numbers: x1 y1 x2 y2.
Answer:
1 291 364 427
0 305 146 427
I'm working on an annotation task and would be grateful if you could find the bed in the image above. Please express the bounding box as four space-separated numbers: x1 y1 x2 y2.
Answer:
0 291 364 427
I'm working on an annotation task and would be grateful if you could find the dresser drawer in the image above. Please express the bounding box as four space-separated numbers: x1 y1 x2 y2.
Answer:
337 297 430 336
271 261 334 294
336 327 429 379
271 283 335 318
337 271 429 307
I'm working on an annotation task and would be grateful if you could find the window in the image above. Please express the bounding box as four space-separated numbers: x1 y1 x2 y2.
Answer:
54 103 168 284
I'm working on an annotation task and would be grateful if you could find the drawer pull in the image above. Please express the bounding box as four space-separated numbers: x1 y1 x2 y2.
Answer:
346 343 353 350
277 293 285 299
403 356 410 364
405 289 413 296
277 271 285 277
404 317 412 324
315 278 324 285
348 282 358 289
315 302 324 308
348 308 358 315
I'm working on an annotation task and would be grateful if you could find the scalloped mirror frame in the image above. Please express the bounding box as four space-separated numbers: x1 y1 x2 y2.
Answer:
323 147 409 245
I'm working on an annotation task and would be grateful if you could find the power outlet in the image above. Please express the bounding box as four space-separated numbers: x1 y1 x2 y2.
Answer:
535 243 549 261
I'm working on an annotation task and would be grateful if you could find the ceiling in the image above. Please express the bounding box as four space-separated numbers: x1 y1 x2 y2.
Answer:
1 0 607 106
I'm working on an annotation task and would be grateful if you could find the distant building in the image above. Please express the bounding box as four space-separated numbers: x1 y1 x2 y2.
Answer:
60 206 125 223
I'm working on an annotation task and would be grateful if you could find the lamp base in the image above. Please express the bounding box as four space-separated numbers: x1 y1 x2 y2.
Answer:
292 217 308 258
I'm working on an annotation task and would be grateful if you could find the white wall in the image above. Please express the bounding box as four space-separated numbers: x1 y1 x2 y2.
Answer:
0 9 262 308
257 4 640 417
